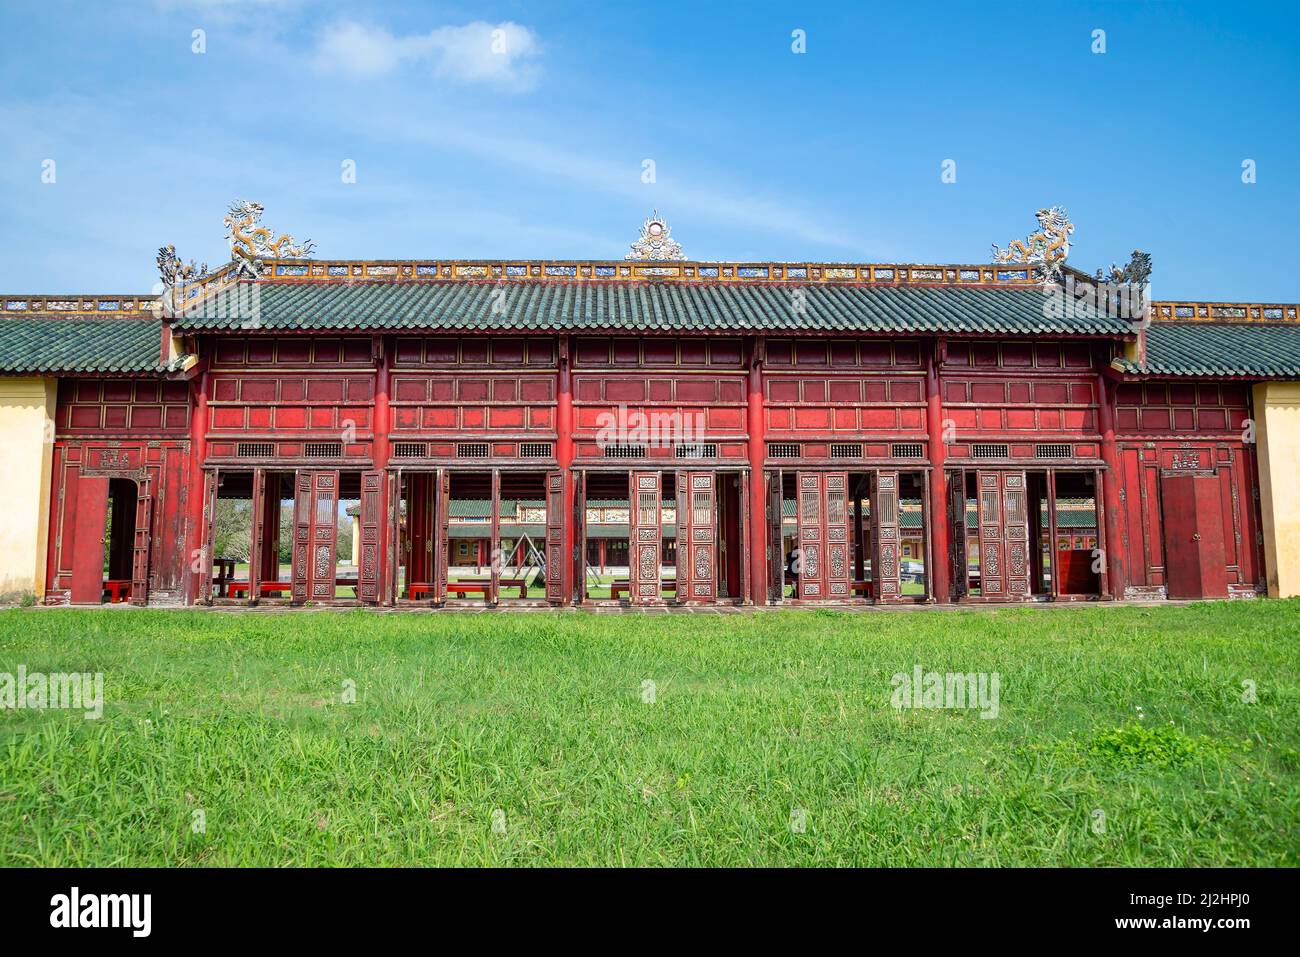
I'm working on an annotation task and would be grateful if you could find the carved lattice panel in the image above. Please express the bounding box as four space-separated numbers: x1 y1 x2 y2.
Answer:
545 471 564 603
872 470 901 600
973 470 1029 599
358 470 383 602
129 476 153 606
824 471 850 599
292 470 339 603
629 471 662 603
675 471 717 601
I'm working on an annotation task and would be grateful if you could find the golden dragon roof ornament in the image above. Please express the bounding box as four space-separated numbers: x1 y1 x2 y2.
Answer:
224 200 315 279
991 205 1074 280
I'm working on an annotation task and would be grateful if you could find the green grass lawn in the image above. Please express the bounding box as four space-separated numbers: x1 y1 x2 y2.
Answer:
0 601 1296 866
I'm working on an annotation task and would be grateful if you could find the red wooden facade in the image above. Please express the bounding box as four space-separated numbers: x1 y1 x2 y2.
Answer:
39 285 1271 610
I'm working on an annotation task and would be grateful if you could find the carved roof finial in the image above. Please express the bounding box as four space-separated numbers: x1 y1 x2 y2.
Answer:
626 210 685 261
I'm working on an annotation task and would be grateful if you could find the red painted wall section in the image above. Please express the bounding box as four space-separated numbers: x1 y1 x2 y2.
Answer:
1113 379 1262 595
569 336 747 463
941 341 1100 441
764 338 926 443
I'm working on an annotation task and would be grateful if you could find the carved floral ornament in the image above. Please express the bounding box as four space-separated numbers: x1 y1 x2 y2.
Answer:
627 210 686 261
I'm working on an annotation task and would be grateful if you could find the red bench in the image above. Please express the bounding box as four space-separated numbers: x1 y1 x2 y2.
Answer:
104 579 132 603
852 580 873 597
406 579 529 600
227 581 292 598
449 578 529 599
609 580 677 601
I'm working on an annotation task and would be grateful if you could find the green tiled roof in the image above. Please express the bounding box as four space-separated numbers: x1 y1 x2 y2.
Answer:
0 318 166 374
1117 322 1300 378
175 281 1129 336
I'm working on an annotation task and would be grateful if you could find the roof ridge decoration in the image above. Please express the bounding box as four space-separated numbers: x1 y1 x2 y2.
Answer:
991 206 1074 282
626 210 685 262
156 245 209 289
224 200 315 278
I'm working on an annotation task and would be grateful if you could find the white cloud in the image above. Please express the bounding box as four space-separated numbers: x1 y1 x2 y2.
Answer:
314 21 541 91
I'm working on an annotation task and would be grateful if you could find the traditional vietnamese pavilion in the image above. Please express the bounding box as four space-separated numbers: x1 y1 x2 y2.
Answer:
2 203 1298 608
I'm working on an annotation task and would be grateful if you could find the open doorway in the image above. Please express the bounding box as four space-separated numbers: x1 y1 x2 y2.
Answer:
248 472 294 603
102 478 139 603
205 470 253 604
496 471 549 604
444 471 492 604
581 470 633 603
898 472 927 598
714 472 745 602
1052 471 1102 598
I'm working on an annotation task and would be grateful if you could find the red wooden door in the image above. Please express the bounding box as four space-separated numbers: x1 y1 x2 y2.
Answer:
872 470 901 601
292 470 339 603
249 469 267 602
545 470 565 603
795 472 824 599
678 470 717 602
1003 471 1031 597
976 471 1006 597
824 471 850 600
69 475 109 604
975 470 1029 599
358 470 383 602
129 478 153 606
385 469 401 604
794 471 849 600
629 471 662 603
1161 472 1229 599
675 471 689 594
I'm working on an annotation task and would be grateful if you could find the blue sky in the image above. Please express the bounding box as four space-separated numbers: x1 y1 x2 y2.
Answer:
1 0 1297 299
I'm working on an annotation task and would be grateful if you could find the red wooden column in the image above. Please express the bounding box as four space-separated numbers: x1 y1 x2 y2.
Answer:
186 369 210 604
926 339 951 603
1097 375 1127 599
372 336 392 603
557 336 575 605
746 337 767 605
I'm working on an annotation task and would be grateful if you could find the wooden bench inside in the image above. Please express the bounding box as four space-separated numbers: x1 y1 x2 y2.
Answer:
447 578 529 600
103 579 132 603
405 579 531 601
609 580 677 601
227 581 292 598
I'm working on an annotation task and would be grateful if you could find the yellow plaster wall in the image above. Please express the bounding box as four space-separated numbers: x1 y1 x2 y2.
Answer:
1253 381 1300 598
0 377 57 599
